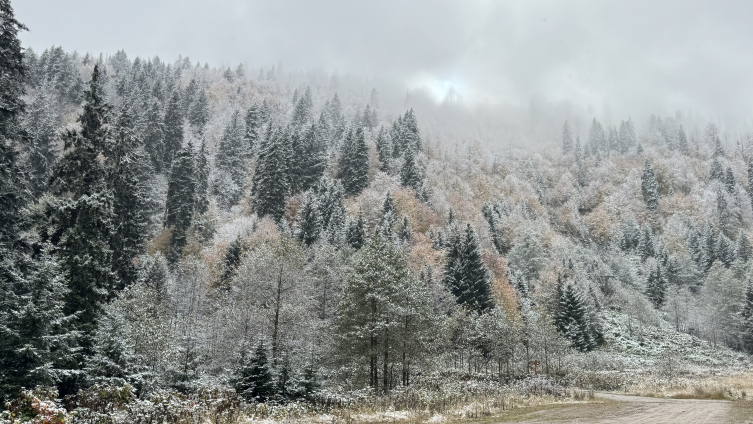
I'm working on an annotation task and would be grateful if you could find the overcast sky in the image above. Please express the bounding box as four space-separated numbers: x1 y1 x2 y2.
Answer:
15 0 753 129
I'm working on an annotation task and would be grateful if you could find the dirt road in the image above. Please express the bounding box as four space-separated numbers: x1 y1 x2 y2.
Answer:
494 392 746 423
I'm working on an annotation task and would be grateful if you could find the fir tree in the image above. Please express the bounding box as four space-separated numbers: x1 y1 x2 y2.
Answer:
222 236 246 283
215 110 247 207
677 125 688 153
641 160 659 210
194 139 210 217
716 233 735 267
23 80 58 195
162 89 183 168
297 123 328 193
397 215 412 242
713 136 725 158
444 224 493 314
375 127 391 172
143 99 166 172
164 143 195 262
251 126 290 221
235 340 274 402
337 127 369 197
588 118 606 154
561 120 573 155
709 157 724 182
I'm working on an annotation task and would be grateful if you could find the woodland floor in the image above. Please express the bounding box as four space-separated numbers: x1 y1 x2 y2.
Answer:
460 392 751 424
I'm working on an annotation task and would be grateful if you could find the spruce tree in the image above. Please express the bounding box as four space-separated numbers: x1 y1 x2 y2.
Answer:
164 143 196 262
400 147 422 192
143 99 166 172
561 120 573 155
724 167 735 194
162 89 183 168
444 224 493 313
716 233 735 267
251 126 290 221
188 89 209 133
375 127 391 172
297 123 328 193
194 139 210 217
222 236 246 283
296 191 322 247
23 81 58 195
292 86 313 126
641 160 659 210
50 65 118 356
345 212 366 250
556 284 593 352
215 110 247 207
235 340 274 402
588 118 606 154
677 125 688 153
709 157 724 181
107 107 149 288
337 127 369 197
645 264 667 308
737 232 752 263
244 103 263 151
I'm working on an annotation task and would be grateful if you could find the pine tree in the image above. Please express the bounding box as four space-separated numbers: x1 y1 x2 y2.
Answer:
296 191 321 247
718 191 734 236
337 127 369 197
188 89 209 133
716 233 735 267
607 126 618 156
401 109 421 153
702 223 717 272
164 143 195 262
375 127 391 172
444 224 493 313
638 224 655 261
561 120 573 155
710 157 724 181
194 139 210 217
222 236 246 283
162 89 183 168
23 80 58 195
641 160 659 210
397 215 412 242
645 264 667 308
251 126 290 221
713 136 725 158
588 118 606 154
235 340 274 402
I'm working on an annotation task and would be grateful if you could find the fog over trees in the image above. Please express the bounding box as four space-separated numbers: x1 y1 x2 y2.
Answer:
2 0 753 422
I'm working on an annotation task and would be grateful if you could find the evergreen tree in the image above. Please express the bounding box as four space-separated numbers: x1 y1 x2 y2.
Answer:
724 167 736 194
588 118 606 154
561 120 573 155
444 224 493 313
400 147 422 191
50 65 118 359
710 157 724 181
162 89 183 168
107 107 150 288
194 139 210 217
143 99 166 172
292 86 313 126
718 191 734 236
296 191 321 247
164 143 196 262
345 212 366 250
222 236 246 283
716 233 735 267
641 160 659 210
638 224 655 261
737 232 752 263
23 80 58 195
188 89 209 133
215 110 247 207
677 125 688 153
397 215 412 242
235 340 274 402
375 127 391 172
297 123 328 193
251 126 290 221
555 284 593 352
401 109 421 153
646 264 667 308
244 103 263 151
713 136 725 158
337 127 369 197
702 223 717 272
739 281 753 353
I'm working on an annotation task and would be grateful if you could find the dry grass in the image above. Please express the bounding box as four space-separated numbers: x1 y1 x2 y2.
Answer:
621 372 753 400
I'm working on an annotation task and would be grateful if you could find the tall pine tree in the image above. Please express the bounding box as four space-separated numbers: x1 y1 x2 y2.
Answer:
337 127 369 197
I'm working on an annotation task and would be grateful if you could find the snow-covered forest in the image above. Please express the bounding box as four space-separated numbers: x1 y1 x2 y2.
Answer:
2 1 753 422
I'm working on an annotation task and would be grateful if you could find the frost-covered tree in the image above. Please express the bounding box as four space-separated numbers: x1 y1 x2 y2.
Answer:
739 281 753 353
162 89 183 168
646 263 667 308
561 120 573 155
346 212 366 250
444 224 494 314
641 160 659 210
187 89 209 133
251 126 290 221
296 191 321 247
292 86 313 126
556 284 595 352
164 143 195 262
337 127 369 197
215 110 247 207
235 340 274 402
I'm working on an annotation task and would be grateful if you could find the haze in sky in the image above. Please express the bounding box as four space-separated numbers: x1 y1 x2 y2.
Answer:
15 0 753 130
